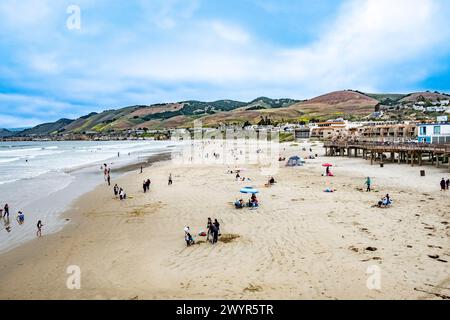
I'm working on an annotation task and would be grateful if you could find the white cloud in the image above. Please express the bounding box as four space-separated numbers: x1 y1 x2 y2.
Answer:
209 21 251 44
0 93 90 120
272 0 450 95
109 0 450 97
0 114 43 128
1 0 450 127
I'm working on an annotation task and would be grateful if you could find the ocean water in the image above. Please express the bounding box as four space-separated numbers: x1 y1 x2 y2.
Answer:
0 140 179 253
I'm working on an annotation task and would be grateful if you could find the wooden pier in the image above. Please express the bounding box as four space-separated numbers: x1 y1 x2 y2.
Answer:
324 141 450 172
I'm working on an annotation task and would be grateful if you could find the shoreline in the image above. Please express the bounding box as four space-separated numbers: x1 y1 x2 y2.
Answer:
0 147 175 255
0 141 449 300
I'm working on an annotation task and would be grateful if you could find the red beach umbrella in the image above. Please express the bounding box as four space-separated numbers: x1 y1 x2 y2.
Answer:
322 163 333 167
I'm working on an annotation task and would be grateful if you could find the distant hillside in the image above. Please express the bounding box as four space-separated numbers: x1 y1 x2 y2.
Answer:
240 97 300 111
399 91 450 103
0 128 14 138
364 93 407 104
16 118 74 136
283 90 379 121
10 90 446 137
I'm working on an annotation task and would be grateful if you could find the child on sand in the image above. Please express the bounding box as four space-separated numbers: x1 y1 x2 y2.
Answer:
17 211 25 224
168 174 173 185
184 227 195 246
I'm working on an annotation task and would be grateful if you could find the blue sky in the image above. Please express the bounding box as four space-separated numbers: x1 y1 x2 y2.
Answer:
1 0 450 128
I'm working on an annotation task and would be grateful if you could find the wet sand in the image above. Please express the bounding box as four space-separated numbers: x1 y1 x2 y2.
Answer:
0 142 449 300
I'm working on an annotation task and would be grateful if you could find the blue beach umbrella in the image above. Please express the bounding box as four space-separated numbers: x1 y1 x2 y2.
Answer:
240 187 259 194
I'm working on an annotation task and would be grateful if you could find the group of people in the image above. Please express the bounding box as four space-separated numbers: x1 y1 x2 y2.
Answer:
234 193 259 209
206 218 221 244
376 194 393 208
440 178 450 191
1 204 24 224
184 218 221 247
113 184 127 200
1 203 43 236
142 179 151 193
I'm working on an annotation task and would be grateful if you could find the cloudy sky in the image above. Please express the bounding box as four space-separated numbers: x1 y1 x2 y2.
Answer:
1 0 450 128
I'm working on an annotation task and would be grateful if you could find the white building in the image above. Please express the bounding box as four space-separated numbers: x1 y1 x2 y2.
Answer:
426 106 446 112
418 123 450 144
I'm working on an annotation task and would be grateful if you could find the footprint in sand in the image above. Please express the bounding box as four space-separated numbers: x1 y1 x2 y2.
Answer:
243 284 263 293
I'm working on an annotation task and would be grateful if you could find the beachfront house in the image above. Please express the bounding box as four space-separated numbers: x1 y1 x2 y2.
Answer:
295 127 310 139
418 123 450 144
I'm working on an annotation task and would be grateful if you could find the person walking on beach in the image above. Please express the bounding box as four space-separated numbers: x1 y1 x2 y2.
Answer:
446 178 450 190
107 174 111 186
143 180 147 193
211 223 219 244
168 173 173 185
214 219 221 237
365 177 372 192
206 218 213 242
3 203 9 218
146 179 151 191
36 220 43 237
113 184 119 198
440 178 446 191
140 166 143 174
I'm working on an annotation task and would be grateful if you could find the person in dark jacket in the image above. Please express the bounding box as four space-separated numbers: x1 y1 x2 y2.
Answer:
440 178 446 191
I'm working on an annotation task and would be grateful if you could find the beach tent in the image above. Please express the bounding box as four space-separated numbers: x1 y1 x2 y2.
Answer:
240 187 259 194
286 156 305 167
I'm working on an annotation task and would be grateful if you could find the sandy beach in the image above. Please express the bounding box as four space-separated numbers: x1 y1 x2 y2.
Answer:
0 141 449 300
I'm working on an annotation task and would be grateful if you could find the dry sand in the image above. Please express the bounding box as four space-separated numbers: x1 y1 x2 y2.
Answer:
0 141 449 300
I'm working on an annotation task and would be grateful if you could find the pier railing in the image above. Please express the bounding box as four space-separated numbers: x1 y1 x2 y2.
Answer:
323 141 450 154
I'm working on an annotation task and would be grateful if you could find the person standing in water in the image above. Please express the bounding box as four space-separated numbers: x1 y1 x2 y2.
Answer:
3 203 9 218
168 173 173 185
36 220 43 237
17 211 25 224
